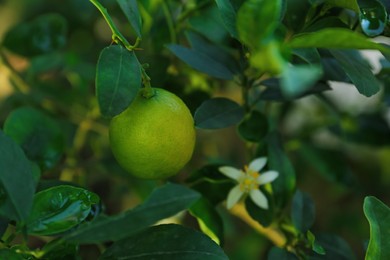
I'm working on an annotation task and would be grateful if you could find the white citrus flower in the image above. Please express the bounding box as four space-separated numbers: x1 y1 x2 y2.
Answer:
219 157 279 209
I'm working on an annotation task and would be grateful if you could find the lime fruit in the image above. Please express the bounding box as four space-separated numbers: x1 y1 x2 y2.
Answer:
109 87 196 179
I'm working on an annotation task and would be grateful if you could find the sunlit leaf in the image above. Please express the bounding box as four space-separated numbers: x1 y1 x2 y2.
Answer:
287 28 390 55
237 0 282 50
364 196 390 260
189 197 224 245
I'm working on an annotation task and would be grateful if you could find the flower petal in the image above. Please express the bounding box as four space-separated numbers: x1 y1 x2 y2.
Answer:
219 166 243 180
257 170 279 184
249 189 268 209
248 157 267 172
226 185 244 209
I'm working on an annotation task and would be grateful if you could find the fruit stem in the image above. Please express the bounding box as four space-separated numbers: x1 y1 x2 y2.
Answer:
140 66 155 98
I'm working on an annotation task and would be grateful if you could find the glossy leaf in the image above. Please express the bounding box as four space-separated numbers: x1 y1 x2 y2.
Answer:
3 13 67 57
0 130 35 222
26 185 100 236
364 196 390 260
266 132 296 209
117 0 142 38
96 45 142 117
215 0 239 38
167 44 234 80
64 183 200 243
236 0 282 50
359 0 387 37
3 107 65 170
238 110 269 142
281 64 323 97
291 190 315 233
330 50 380 97
189 197 224 245
100 224 229 259
287 28 390 55
194 98 245 129
325 0 359 13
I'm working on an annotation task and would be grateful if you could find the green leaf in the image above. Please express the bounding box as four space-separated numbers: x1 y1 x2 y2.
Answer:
330 50 381 97
298 143 355 186
292 48 321 64
325 0 359 13
167 44 234 80
96 45 142 117
364 196 390 260
266 132 296 209
117 0 143 38
194 98 245 129
286 28 390 55
291 190 315 233
245 190 275 227
3 13 67 57
215 0 239 38
281 64 323 97
64 183 200 243
4 107 65 170
0 130 35 222
238 110 269 142
314 234 356 260
284 0 312 32
186 31 239 74
40 239 79 260
189 197 224 245
0 249 25 260
236 0 282 50
257 79 331 101
26 185 99 236
359 0 388 37
307 231 326 255
100 224 229 260
267 246 298 259
0 217 8 238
